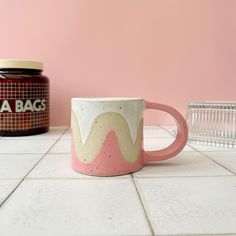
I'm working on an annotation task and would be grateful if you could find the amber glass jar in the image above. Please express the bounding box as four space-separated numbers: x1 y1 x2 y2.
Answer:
0 60 49 136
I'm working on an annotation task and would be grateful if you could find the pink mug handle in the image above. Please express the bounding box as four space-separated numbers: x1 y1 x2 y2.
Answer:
143 101 188 162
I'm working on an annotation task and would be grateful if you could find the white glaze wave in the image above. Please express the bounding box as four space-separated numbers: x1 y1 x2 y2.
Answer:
71 98 145 145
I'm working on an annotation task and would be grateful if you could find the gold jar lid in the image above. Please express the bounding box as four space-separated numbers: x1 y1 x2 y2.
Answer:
0 59 43 70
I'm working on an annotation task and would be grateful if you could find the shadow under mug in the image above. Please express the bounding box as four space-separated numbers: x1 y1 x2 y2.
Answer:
71 98 188 176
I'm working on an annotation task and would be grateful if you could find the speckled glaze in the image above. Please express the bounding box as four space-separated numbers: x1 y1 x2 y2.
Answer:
71 98 188 176
71 131 143 176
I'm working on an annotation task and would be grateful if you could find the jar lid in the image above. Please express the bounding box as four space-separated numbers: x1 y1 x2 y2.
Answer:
0 59 43 70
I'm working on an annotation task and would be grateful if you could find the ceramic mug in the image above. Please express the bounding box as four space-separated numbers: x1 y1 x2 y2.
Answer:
71 98 188 176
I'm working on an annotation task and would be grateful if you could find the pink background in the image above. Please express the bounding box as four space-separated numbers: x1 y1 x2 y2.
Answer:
0 0 235 126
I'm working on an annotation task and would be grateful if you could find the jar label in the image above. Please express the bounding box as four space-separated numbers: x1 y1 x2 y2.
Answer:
0 99 46 113
0 82 49 131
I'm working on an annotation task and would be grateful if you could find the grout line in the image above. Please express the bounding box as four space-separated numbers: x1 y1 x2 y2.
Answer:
48 152 71 154
0 128 69 208
158 126 234 153
198 152 236 176
26 176 131 180
0 153 46 156
159 126 175 137
158 126 202 152
133 175 235 179
183 144 236 153
184 145 236 175
1 174 235 181
131 174 155 236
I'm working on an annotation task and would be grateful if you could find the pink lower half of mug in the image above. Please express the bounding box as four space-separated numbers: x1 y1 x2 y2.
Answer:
71 131 143 176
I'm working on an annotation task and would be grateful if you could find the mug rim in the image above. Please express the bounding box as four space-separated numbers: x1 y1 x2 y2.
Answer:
71 97 144 102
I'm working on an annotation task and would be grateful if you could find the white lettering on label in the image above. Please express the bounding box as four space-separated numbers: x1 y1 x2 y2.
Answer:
16 99 47 112
0 99 46 113
23 100 34 112
15 100 24 112
41 99 46 111
33 99 41 112
0 100 12 112
33 99 46 112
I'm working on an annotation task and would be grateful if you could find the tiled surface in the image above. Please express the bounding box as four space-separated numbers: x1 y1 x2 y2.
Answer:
60 129 71 139
0 154 42 179
0 180 21 205
144 126 173 138
28 154 129 179
144 137 195 152
160 125 176 135
204 152 236 174
49 139 71 153
0 179 151 236
134 152 233 177
135 177 236 235
0 139 56 154
0 126 236 236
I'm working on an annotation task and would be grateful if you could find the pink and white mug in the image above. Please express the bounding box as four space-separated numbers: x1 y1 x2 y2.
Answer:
71 98 188 176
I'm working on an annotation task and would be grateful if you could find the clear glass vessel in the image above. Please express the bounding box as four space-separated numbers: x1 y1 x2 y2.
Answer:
186 101 236 148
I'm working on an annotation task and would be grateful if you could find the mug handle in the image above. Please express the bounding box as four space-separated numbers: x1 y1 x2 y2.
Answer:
143 101 188 162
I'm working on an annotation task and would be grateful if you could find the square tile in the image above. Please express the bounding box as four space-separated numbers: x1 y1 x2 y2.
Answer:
0 127 67 140
144 126 173 138
0 180 21 205
134 152 232 177
144 137 194 152
0 154 42 179
203 152 236 174
136 177 236 235
0 140 56 154
49 139 71 153
28 154 130 179
0 179 151 236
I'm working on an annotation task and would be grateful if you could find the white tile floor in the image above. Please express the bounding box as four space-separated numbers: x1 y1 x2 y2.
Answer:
0 126 236 236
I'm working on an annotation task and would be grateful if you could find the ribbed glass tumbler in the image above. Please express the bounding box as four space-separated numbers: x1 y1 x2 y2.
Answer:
186 101 236 148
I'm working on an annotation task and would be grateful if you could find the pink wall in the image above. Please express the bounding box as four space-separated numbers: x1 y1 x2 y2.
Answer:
0 0 235 126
